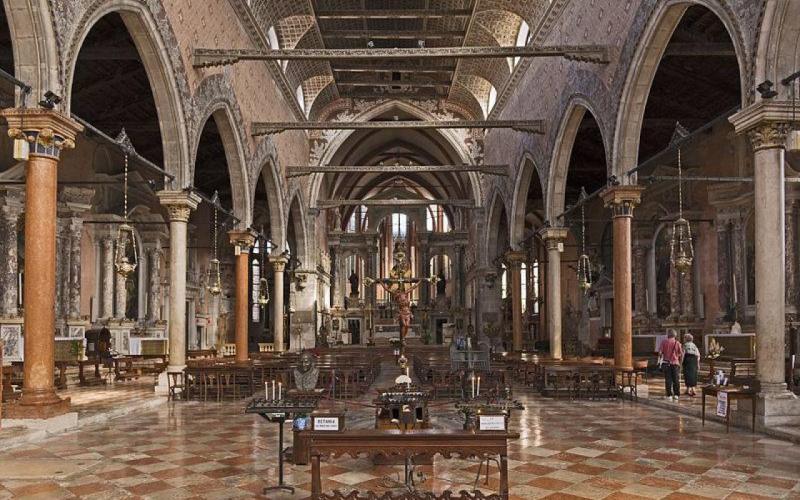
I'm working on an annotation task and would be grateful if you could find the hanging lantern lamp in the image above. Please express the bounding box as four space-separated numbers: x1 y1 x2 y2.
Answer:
670 148 694 274
207 194 223 296
257 236 270 307
576 187 593 294
114 129 138 278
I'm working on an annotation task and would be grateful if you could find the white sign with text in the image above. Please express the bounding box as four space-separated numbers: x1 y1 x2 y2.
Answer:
314 417 340 431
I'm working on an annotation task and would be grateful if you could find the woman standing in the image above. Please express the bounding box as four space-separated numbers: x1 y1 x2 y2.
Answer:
659 329 684 401
682 334 700 397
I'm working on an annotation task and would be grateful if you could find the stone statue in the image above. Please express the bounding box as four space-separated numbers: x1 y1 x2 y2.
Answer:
349 271 359 296
333 208 342 231
293 351 320 391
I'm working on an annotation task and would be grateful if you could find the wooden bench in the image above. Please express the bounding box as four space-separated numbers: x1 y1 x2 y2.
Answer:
308 429 518 499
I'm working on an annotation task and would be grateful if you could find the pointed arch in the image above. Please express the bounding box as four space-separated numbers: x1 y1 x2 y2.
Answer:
63 1 190 185
191 96 251 229
755 0 800 101
2 0 59 104
611 0 747 179
309 99 482 207
510 152 543 249
286 190 308 265
250 137 286 249
484 188 510 265
547 97 608 223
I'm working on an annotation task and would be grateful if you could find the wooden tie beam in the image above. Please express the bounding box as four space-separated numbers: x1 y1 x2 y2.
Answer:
317 199 475 209
252 120 543 136
192 46 609 67
287 165 508 177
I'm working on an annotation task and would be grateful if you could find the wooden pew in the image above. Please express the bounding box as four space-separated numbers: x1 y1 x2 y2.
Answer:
308 429 518 499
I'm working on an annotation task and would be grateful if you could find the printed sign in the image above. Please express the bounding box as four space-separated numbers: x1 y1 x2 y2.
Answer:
716 391 728 417
478 415 506 431
313 416 340 431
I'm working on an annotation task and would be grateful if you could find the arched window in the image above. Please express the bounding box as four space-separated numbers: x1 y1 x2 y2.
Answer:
251 240 261 321
347 205 368 232
266 26 287 71
426 205 451 232
392 213 407 239
530 259 540 314
521 262 527 313
501 263 508 299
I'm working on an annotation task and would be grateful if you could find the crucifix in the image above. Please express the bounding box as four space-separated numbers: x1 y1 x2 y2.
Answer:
364 240 438 369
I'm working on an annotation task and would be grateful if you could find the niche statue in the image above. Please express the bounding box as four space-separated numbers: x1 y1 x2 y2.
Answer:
293 351 320 391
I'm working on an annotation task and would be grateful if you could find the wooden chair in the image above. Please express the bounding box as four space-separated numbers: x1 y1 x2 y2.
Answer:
167 371 186 401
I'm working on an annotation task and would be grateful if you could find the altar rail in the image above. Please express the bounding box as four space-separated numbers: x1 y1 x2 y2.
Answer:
308 430 518 499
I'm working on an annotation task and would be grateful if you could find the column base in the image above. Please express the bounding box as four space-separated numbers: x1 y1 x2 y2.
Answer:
754 383 800 427
4 391 71 420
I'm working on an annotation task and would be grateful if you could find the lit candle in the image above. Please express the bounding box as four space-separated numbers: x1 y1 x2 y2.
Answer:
477 376 481 397
272 380 276 400
278 382 282 401
265 382 269 400
471 375 475 399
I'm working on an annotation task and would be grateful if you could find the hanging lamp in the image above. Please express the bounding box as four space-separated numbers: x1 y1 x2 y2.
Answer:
257 235 270 307
670 148 694 274
576 187 593 293
114 129 138 278
207 194 222 296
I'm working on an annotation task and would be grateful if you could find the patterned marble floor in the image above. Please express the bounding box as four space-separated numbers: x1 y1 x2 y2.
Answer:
1 371 800 499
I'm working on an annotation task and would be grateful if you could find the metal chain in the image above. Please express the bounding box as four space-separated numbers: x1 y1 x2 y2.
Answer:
677 148 683 219
213 204 218 261
123 152 129 220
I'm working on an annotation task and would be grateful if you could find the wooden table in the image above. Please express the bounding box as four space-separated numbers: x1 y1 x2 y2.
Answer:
701 384 757 433
309 429 518 499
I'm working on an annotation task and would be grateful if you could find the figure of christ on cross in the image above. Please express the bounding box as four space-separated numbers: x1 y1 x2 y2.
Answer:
364 240 438 358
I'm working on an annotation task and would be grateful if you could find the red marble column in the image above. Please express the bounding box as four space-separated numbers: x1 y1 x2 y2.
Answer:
1 109 82 418
505 251 525 352
229 230 256 362
601 186 643 371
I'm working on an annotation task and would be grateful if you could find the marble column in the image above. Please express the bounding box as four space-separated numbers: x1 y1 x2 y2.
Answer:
539 227 568 360
0 191 22 317
749 123 791 394
716 219 731 319
1 108 81 418
101 235 114 319
785 200 799 309
632 242 647 316
506 250 525 352
229 229 256 362
67 219 83 320
270 256 288 351
147 246 162 322
601 186 644 371
55 219 67 322
157 191 201 372
114 239 128 320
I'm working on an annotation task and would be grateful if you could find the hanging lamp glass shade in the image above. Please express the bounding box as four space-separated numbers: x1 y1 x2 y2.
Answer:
207 258 222 295
114 223 138 278
577 253 593 293
258 276 270 306
670 217 693 274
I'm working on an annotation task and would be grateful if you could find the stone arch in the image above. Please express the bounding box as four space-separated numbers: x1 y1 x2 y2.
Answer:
510 152 543 249
484 188 509 265
309 99 482 207
191 77 251 228
250 137 286 248
286 189 308 265
612 0 748 180
2 0 59 104
63 0 191 186
755 0 800 100
546 96 607 223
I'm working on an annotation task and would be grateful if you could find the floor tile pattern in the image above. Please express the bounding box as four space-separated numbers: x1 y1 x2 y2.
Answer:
1 366 799 499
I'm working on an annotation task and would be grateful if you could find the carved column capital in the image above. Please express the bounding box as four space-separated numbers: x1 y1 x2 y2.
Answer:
747 122 790 152
504 250 526 268
228 229 257 253
538 226 569 252
270 255 289 273
2 108 82 160
156 190 201 222
600 185 644 218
